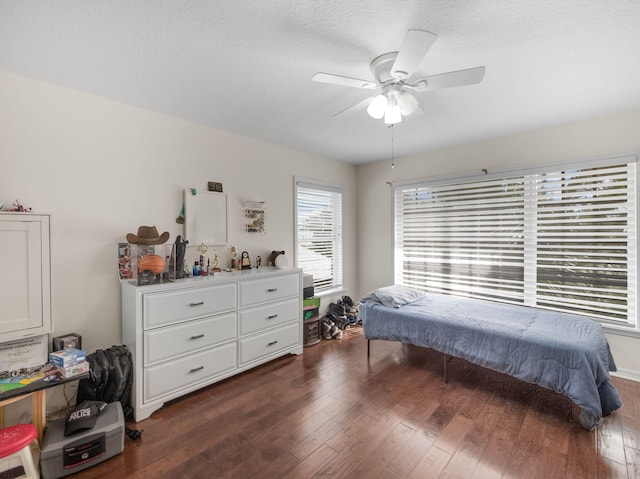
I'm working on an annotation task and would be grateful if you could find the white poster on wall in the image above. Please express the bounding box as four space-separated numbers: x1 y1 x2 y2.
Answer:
184 190 228 245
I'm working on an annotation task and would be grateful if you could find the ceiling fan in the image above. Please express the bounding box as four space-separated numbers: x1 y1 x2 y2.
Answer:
312 29 486 125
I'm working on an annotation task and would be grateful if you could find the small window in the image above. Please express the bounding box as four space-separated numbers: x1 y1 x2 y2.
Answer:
295 178 343 292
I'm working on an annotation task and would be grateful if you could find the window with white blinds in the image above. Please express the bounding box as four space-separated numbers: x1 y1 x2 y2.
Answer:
394 157 637 328
295 179 343 292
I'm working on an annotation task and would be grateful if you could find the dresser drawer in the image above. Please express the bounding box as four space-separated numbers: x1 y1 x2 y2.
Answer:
239 298 299 336
239 322 299 365
144 283 237 329
144 312 237 366
238 274 299 307
144 342 237 401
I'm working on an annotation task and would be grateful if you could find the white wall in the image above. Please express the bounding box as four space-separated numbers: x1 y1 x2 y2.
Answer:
0 71 357 417
356 108 640 380
3 68 638 423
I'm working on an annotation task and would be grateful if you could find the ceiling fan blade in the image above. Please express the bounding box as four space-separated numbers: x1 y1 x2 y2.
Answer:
332 96 375 118
312 72 377 90
411 66 486 92
391 29 437 80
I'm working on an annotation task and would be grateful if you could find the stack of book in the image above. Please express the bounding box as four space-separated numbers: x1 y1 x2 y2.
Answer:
48 348 90 378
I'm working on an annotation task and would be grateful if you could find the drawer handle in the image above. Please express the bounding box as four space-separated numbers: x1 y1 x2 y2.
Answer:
189 366 204 373
190 334 205 340
267 288 278 292
267 314 278 319
190 301 204 306
267 340 278 346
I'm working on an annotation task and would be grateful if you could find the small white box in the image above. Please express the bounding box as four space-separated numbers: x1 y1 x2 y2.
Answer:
57 361 90 378
48 349 86 368
0 334 48 371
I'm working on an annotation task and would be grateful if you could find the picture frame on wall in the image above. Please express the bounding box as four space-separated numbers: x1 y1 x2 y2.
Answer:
244 201 266 234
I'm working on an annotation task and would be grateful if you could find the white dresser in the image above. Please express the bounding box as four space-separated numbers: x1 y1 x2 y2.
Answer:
121 267 303 421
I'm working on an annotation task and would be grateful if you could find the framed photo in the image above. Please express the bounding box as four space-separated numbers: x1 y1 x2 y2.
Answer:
244 201 266 234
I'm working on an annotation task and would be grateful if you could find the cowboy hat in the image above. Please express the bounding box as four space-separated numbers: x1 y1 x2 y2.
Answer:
126 226 170 245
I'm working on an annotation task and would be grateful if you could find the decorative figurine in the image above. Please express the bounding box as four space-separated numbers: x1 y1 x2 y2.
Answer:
229 245 237 269
268 250 285 267
197 243 208 276
212 250 221 272
174 235 189 279
9 200 32 212
241 251 251 270
256 255 262 269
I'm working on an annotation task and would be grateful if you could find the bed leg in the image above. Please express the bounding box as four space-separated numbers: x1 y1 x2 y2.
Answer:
367 340 370 358
443 354 448 383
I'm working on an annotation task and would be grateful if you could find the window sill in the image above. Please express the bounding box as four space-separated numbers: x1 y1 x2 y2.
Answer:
314 287 346 301
602 324 640 339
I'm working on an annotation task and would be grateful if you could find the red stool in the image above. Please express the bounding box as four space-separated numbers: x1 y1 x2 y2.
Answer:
0 423 39 478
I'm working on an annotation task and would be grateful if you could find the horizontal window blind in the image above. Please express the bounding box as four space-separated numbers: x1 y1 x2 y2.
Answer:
395 176 527 303
534 164 636 322
296 181 343 291
394 159 637 327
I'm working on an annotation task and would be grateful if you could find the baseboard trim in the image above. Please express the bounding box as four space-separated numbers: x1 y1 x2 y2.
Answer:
611 368 640 383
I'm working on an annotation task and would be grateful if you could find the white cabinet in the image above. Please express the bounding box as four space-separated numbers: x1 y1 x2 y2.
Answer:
0 213 52 342
121 267 303 421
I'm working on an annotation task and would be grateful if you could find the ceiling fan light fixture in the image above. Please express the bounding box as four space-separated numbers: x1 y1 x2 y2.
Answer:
367 94 388 119
385 110 401 125
384 90 402 125
384 107 402 125
398 91 419 116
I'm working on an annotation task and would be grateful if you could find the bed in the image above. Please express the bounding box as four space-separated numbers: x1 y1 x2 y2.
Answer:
359 285 623 430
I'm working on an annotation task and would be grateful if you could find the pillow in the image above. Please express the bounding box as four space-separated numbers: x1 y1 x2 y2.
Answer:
362 285 427 308
360 290 382 304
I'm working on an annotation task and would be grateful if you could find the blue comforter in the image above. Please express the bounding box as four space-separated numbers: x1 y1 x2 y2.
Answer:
360 291 622 430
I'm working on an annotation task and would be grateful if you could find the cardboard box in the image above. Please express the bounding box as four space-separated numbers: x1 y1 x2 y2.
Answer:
48 349 86 368
57 361 90 378
303 297 321 308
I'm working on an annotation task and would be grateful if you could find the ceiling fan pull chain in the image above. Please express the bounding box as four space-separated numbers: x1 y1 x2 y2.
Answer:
391 124 395 169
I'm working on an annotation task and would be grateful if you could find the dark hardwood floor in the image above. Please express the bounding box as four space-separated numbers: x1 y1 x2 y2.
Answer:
72 326 640 479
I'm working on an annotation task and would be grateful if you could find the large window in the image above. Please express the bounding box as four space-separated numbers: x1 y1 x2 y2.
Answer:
394 157 637 329
295 178 343 293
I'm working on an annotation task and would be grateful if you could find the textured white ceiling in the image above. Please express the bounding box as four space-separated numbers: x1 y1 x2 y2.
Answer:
2 1 640 164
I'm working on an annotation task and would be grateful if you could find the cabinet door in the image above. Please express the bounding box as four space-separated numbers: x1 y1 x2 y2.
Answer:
0 216 51 340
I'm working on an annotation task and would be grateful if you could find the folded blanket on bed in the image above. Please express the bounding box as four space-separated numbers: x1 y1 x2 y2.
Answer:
360 286 623 430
